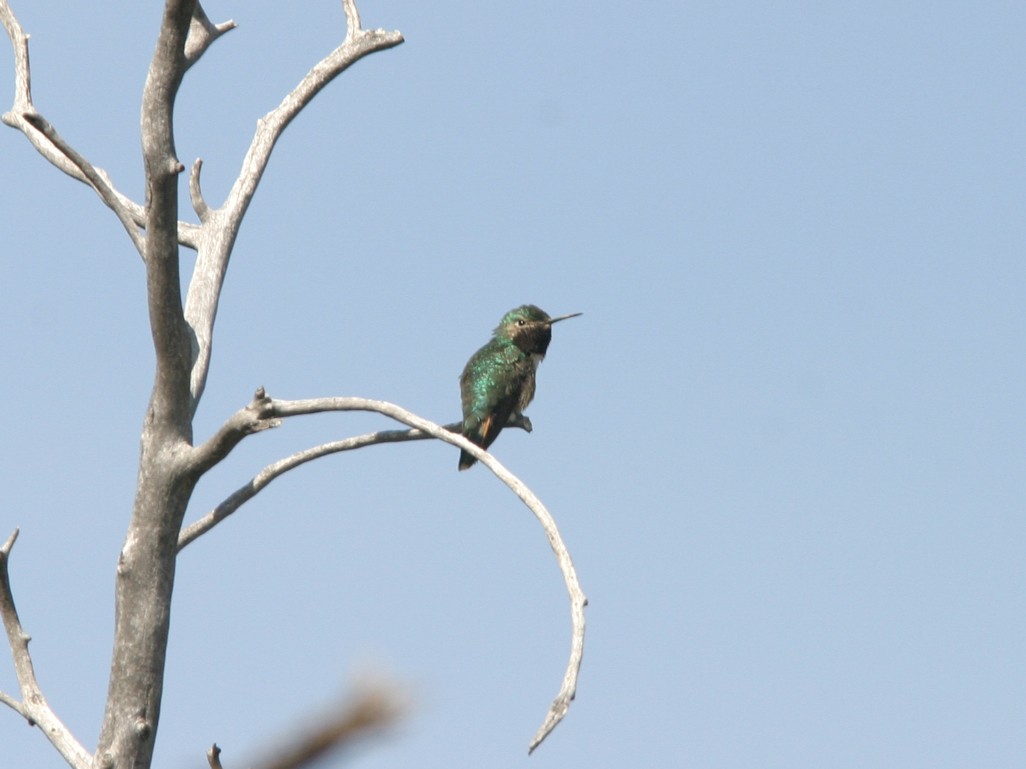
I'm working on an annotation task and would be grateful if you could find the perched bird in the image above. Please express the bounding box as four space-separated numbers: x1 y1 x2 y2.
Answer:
458 304 581 470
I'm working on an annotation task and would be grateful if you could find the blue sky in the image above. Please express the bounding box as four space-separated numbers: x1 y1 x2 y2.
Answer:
2 2 1025 767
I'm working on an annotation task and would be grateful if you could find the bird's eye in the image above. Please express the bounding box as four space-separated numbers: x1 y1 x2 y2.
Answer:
516 319 527 326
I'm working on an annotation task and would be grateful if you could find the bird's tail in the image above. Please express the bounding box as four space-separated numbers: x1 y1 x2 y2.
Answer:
457 416 496 469
458 420 489 471
458 450 477 471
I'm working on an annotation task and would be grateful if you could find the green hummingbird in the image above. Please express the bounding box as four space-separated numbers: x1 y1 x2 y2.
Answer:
458 304 581 470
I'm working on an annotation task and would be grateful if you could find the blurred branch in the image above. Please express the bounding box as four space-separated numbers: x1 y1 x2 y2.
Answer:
254 684 404 769
206 744 223 769
180 395 587 752
208 683 405 769
0 529 92 769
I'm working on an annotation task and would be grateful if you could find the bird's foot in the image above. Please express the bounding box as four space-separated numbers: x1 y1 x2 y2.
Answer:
508 413 533 433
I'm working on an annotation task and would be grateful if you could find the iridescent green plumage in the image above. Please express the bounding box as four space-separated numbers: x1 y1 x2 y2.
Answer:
458 305 581 470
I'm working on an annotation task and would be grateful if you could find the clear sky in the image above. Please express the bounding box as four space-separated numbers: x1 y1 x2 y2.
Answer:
2 2 1025 767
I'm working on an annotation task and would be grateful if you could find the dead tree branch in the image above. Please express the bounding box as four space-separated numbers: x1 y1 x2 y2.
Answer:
21 112 147 256
180 424 449 552
184 2 236 71
0 1 234 254
94 3 207 767
181 395 587 751
0 0 202 253
182 395 537 549
0 530 92 769
189 387 282 475
181 10 404 411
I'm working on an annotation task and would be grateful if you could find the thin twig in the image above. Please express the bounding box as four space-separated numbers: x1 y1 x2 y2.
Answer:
0 0 32 112
0 687 26 716
207 743 224 769
0 529 92 769
189 158 211 222
342 0 360 37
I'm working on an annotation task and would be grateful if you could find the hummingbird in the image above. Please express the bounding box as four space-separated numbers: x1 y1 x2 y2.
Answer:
458 304 581 471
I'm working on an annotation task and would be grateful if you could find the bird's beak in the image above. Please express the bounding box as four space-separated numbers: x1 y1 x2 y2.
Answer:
547 312 582 325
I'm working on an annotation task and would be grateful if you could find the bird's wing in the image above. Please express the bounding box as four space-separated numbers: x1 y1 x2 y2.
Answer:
460 345 524 450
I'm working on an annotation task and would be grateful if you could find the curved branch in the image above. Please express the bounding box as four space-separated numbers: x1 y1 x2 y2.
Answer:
182 4 404 412
180 396 586 752
223 6 403 219
0 529 92 769
189 158 211 222
185 391 534 507
181 423 452 552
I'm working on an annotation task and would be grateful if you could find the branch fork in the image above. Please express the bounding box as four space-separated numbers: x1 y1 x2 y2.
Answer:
184 4 237 71
191 386 281 474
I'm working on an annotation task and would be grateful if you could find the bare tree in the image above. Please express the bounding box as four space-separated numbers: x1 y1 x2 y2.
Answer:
0 2 586 768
